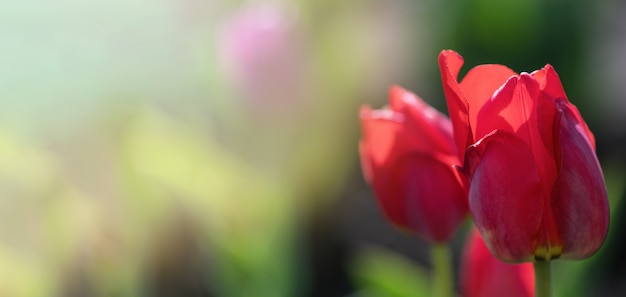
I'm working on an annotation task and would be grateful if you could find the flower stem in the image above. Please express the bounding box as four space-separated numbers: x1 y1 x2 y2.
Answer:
534 261 552 297
431 244 453 297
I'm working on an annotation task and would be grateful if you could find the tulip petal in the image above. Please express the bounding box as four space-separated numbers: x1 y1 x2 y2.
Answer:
532 64 596 150
359 105 466 239
466 130 543 262
459 64 516 139
439 50 516 163
461 228 534 297
551 100 609 259
391 153 468 242
359 107 410 228
560 102 596 151
475 74 537 139
359 106 404 174
388 86 456 156
476 74 557 197
439 50 471 162
532 64 567 102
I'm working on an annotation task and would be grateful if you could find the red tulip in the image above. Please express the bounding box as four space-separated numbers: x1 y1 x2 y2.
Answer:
439 50 609 262
461 228 534 297
359 86 468 243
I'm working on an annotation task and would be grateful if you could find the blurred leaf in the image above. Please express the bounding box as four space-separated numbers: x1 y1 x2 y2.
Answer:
0 246 56 297
0 132 65 297
123 107 301 297
350 246 430 297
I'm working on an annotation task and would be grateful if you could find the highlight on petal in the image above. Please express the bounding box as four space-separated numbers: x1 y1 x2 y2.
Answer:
551 99 609 259
475 74 540 140
459 64 515 136
466 130 544 262
461 228 534 297
391 153 468 243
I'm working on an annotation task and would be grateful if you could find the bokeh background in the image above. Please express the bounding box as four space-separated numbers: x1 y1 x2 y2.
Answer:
1 0 625 296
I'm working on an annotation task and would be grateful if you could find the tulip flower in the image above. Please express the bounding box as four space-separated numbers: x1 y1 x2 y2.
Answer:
439 50 609 264
461 228 535 297
359 86 468 244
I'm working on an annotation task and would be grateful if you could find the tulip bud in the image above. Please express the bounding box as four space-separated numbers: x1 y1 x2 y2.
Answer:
461 228 534 297
359 86 468 243
439 50 609 262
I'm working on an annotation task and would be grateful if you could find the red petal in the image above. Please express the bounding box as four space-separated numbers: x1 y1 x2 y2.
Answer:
439 50 471 163
438 50 516 163
459 64 515 139
475 74 557 198
359 104 467 240
390 153 468 242
461 228 534 297
465 130 543 262
551 100 609 259
359 106 404 172
388 86 456 156
533 65 596 150
474 74 536 139
359 106 409 228
532 64 567 102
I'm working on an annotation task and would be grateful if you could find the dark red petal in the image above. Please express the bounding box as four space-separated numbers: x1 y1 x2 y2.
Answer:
466 130 543 262
390 153 468 242
459 64 516 138
475 74 557 198
439 50 471 163
561 102 596 151
388 86 457 156
461 228 534 297
551 100 609 259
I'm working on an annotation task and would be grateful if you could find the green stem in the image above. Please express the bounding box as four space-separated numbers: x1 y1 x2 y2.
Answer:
534 261 552 297
431 244 453 297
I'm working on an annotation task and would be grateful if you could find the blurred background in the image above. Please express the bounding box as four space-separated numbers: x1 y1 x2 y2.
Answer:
0 0 625 296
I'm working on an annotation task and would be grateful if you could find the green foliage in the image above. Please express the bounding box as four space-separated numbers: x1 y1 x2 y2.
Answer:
350 247 431 297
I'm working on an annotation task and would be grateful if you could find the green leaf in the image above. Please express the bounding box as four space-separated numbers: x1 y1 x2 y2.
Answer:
349 246 431 297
